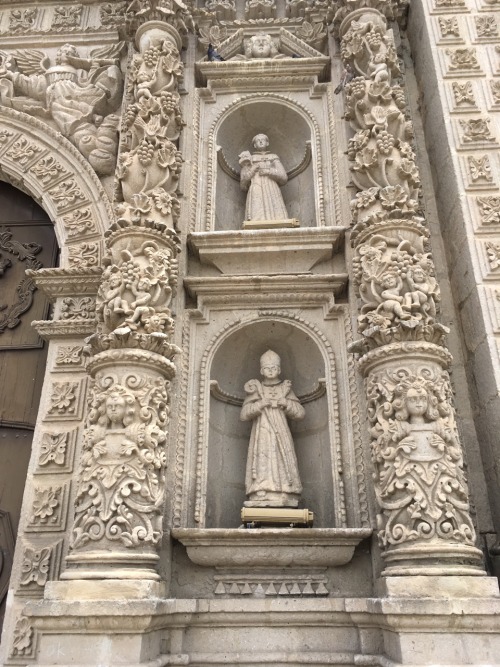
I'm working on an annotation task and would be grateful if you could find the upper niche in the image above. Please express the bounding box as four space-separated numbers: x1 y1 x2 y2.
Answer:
214 101 316 230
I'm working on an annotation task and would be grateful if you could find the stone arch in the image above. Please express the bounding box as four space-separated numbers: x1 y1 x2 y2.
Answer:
195 312 345 528
0 108 113 267
208 93 324 230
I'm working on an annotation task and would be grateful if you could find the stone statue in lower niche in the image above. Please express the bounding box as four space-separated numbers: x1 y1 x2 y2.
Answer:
239 134 292 226
240 350 305 507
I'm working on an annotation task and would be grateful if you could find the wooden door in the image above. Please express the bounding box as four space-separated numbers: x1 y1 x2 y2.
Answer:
0 182 58 634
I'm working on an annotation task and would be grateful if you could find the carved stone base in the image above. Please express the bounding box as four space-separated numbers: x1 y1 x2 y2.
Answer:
242 218 299 229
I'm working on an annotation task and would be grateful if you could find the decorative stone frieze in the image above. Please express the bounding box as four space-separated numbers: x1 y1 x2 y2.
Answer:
333 0 483 576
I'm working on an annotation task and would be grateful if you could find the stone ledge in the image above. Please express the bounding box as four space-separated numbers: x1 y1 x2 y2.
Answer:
171 527 372 568
188 227 346 275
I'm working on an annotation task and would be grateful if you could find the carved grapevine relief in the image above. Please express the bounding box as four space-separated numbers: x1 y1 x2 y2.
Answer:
366 367 476 549
333 0 481 572
353 235 440 335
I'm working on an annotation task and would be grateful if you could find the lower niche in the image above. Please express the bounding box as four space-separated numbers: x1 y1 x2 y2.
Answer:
205 320 335 529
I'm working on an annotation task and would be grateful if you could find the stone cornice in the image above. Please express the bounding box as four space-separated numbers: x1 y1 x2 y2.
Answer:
188 227 346 275
195 56 330 87
27 268 102 300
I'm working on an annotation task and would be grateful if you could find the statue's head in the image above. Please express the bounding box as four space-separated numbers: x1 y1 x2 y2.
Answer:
56 43 79 65
247 33 276 59
260 349 281 380
252 134 269 150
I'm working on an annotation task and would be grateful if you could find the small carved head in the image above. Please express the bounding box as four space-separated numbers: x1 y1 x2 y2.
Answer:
252 133 269 150
260 349 281 380
245 34 277 59
56 43 79 65
393 379 440 423
95 385 136 428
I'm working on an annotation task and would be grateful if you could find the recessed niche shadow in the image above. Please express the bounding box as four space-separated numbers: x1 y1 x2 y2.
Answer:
206 320 335 528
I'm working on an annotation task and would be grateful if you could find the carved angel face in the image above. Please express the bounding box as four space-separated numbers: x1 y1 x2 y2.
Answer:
250 34 274 58
105 393 127 425
405 387 429 418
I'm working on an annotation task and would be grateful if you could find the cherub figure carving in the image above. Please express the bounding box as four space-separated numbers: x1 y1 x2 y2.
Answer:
374 271 411 323
0 43 124 174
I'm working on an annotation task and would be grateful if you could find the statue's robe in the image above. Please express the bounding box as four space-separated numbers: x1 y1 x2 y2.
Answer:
240 151 288 221
240 379 304 505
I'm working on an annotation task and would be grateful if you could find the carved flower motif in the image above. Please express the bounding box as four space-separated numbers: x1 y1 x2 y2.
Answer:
39 433 67 466
368 80 393 103
152 189 176 215
49 383 76 413
347 130 370 160
130 193 152 214
353 147 378 171
379 185 408 208
398 158 420 184
33 488 59 519
351 188 378 210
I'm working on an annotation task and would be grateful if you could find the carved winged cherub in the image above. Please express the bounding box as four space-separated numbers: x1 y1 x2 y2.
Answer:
0 43 125 175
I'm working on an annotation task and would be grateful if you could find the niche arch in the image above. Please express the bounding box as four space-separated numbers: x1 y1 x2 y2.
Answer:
196 314 346 529
210 94 324 231
0 108 111 265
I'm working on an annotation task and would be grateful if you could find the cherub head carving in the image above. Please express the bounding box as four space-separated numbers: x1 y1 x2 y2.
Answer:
392 379 440 423
245 34 278 59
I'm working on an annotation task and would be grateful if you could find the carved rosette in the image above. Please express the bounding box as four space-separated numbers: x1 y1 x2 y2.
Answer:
64 20 187 580
333 0 482 575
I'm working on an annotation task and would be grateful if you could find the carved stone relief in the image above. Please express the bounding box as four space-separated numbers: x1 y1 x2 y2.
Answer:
26 483 68 532
452 81 475 106
0 44 125 175
478 195 500 223
468 154 494 184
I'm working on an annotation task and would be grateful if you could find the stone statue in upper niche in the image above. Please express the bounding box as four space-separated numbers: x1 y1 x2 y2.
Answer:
240 350 304 508
239 134 289 223
0 43 124 175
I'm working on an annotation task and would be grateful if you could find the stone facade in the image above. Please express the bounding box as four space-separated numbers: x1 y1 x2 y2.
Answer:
0 0 500 664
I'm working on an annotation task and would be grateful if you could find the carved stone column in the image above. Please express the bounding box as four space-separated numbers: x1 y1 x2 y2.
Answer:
332 0 485 577
62 17 186 581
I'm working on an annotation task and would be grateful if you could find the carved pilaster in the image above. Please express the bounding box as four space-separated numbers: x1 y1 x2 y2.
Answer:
333 0 484 575
63 19 186 581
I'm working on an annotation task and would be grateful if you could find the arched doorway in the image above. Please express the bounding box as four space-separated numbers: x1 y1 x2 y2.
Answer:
0 182 58 633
